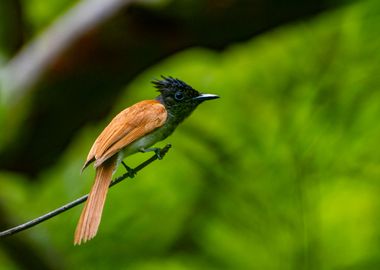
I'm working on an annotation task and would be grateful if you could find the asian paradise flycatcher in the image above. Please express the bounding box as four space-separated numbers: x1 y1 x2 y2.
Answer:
74 76 219 244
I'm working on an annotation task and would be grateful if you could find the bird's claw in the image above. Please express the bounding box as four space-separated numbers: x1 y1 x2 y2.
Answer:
121 161 136 178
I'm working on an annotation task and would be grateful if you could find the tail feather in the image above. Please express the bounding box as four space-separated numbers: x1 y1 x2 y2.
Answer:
74 156 117 245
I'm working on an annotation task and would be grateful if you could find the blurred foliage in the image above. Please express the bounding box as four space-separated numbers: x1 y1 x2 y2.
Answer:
1 0 380 269
22 0 78 33
0 0 356 176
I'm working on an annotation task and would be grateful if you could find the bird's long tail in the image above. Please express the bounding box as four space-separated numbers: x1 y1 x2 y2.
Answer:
74 156 117 245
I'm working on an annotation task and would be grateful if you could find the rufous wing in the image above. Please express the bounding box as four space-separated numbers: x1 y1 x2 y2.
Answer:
75 100 167 244
82 100 167 171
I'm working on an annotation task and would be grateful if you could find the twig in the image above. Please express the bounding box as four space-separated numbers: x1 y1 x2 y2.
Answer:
0 144 171 238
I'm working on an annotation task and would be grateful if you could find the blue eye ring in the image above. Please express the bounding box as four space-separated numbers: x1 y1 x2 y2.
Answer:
174 91 184 101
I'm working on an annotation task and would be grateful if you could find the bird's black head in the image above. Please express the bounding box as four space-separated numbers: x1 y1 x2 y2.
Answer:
153 76 219 121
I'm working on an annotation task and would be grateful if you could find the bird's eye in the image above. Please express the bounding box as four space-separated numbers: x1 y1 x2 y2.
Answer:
174 91 184 101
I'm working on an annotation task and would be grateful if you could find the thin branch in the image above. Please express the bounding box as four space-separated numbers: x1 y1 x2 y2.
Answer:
0 144 171 238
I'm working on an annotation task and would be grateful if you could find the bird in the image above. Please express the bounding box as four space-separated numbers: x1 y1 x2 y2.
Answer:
74 76 219 244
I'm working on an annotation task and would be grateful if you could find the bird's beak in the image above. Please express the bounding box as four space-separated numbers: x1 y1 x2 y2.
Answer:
193 93 220 102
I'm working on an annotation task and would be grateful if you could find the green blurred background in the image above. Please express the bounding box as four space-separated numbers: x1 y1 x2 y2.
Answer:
1 0 380 269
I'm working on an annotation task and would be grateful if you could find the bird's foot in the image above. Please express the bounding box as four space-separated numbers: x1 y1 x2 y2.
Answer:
140 147 163 159
121 161 136 178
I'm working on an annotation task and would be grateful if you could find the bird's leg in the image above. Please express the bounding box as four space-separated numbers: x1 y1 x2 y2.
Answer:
121 161 136 178
139 147 163 159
